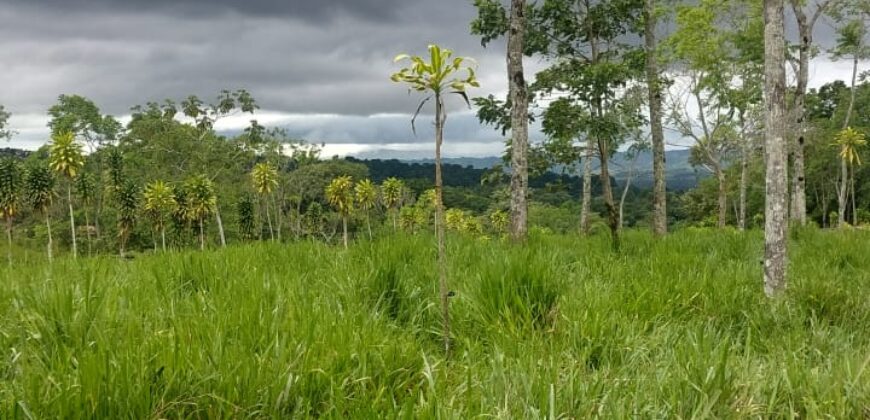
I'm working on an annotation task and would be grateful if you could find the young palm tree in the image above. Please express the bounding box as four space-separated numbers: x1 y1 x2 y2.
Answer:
834 127 866 226
236 194 256 240
0 158 22 265
25 165 55 262
49 131 85 259
116 180 139 256
325 175 354 249
183 175 217 250
354 178 377 240
380 177 405 230
143 180 177 252
75 171 96 256
391 44 479 354
251 162 278 241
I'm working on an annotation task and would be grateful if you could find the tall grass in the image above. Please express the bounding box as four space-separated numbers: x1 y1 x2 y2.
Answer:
0 229 869 417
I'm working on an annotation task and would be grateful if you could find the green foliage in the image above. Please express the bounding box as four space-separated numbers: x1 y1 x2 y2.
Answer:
0 105 13 141
250 162 278 195
236 194 256 240
48 132 85 179
143 180 177 228
325 175 355 217
116 180 140 249
0 158 22 221
24 164 55 213
182 175 217 225
354 179 377 211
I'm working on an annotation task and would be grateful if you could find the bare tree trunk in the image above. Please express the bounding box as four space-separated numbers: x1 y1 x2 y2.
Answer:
161 225 166 252
645 0 668 237
5 217 12 266
619 154 638 230
273 194 282 242
717 168 727 229
838 55 859 227
45 212 53 263
214 205 226 247
580 144 592 234
599 139 619 251
341 215 348 249
434 93 451 355
67 185 77 259
366 212 372 240
851 168 857 225
84 206 92 256
508 0 529 242
763 0 789 297
264 197 274 241
739 142 749 230
199 218 205 251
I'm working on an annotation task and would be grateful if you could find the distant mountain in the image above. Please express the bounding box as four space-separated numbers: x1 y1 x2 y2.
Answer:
378 149 704 191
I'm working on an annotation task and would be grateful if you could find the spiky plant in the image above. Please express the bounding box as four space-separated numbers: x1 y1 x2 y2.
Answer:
236 194 256 240
251 162 279 241
326 175 355 248
381 177 405 230
183 175 217 250
489 209 509 235
355 178 377 240
75 171 96 255
49 131 85 259
143 180 177 252
116 180 139 256
25 165 55 262
0 158 22 264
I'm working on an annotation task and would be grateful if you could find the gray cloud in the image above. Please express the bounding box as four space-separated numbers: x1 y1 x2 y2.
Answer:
0 0 863 158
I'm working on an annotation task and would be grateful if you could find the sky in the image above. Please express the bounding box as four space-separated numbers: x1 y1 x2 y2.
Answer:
0 0 865 158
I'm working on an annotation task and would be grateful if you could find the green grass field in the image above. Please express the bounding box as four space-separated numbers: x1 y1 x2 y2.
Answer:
1 229 869 418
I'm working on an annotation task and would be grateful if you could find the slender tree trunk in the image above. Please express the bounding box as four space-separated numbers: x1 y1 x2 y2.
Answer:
739 142 749 230
645 0 668 236
199 218 205 250
791 20 810 224
5 217 12 266
366 212 372 240
434 93 451 355
45 212 53 263
599 138 619 251
264 197 274 241
274 194 282 242
84 206 92 256
580 144 592 234
67 185 77 259
717 168 727 229
214 205 226 247
839 157 849 226
763 0 789 297
850 168 857 225
618 158 637 231
508 0 529 242
161 225 166 252
341 215 348 249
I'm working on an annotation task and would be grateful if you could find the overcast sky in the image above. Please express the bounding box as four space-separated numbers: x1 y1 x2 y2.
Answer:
0 0 864 158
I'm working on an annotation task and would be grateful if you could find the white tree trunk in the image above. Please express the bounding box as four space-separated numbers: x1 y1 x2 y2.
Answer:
508 0 529 242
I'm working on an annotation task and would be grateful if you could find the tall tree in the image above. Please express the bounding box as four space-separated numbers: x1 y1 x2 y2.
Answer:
506 0 530 241
116 180 139 256
183 175 217 250
325 175 355 249
49 132 85 259
75 172 96 255
26 165 55 262
355 178 377 240
381 177 405 230
645 0 668 236
251 162 278 241
143 180 177 252
391 44 479 353
789 0 832 225
831 15 869 226
763 0 789 297
0 158 22 265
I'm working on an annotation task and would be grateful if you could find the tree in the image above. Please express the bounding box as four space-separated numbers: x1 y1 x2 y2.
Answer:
391 44 479 353
25 165 55 262
645 0 668 236
116 180 139 256
236 194 256 240
0 158 22 264
0 105 14 141
381 177 405 230
75 172 96 255
49 131 85 259
763 0 789 297
833 127 866 225
355 178 377 240
831 15 869 226
143 180 177 252
325 175 354 249
251 162 278 241
789 0 833 225
183 175 217 250
506 0 530 241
